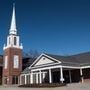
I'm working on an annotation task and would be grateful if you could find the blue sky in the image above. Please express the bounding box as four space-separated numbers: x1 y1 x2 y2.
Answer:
0 0 90 55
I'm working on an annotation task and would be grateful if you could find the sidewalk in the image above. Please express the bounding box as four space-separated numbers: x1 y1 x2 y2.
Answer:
0 82 90 90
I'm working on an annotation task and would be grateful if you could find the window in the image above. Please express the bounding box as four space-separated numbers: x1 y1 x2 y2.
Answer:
4 56 8 69
13 55 19 68
43 57 46 60
14 37 16 45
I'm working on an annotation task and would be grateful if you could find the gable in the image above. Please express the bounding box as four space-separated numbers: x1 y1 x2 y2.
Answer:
30 53 61 68
34 56 54 66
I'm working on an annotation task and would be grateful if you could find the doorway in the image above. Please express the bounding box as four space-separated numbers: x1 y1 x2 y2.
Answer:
52 71 60 83
12 76 18 84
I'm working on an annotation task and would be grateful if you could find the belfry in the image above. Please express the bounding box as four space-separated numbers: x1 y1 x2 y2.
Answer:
3 4 23 85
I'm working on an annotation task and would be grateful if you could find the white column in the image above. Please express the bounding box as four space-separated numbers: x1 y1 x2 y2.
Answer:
49 69 52 83
30 72 33 84
36 73 38 84
39 70 42 83
60 67 64 83
39 70 42 84
25 75 27 84
69 70 72 83
80 68 84 83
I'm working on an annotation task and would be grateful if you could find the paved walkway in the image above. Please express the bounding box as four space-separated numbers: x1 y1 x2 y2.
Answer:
0 83 90 90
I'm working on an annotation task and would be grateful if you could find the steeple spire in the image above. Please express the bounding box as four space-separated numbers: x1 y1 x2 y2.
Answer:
3 3 23 50
10 3 17 35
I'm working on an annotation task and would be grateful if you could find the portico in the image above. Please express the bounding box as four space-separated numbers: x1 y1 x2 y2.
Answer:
20 64 80 84
20 53 90 85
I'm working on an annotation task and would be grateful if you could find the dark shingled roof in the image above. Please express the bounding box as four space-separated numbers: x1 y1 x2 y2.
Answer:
46 52 90 66
22 57 36 70
22 52 90 74
22 67 30 74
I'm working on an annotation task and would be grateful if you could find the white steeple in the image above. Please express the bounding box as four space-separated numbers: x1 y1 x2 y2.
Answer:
3 3 23 50
9 3 17 35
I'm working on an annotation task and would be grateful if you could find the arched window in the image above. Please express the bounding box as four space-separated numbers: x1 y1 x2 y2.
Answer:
4 56 8 69
13 55 19 68
14 37 16 45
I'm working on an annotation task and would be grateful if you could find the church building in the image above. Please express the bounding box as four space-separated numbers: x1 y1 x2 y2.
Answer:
20 52 90 85
1 3 90 86
3 4 23 85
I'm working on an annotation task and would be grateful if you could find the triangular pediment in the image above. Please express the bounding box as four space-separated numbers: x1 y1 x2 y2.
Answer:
31 54 61 67
35 56 55 66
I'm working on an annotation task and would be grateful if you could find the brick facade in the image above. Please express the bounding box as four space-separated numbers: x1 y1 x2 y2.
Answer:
3 48 22 85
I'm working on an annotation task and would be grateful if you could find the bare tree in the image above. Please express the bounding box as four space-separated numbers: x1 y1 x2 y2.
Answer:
23 50 40 58
28 49 40 58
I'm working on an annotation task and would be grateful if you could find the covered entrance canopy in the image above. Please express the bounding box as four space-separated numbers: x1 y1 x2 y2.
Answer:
20 52 90 85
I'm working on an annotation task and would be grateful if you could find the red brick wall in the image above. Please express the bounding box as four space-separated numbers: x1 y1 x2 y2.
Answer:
3 48 22 85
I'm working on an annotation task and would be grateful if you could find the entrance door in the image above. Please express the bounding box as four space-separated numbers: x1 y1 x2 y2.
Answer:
63 71 70 83
12 76 18 84
52 71 60 83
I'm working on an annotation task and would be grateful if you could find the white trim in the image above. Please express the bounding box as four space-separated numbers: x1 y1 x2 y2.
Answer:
30 53 61 68
31 65 62 72
81 66 90 69
30 62 61 69
4 56 8 69
80 68 84 83
29 65 90 71
30 72 33 84
39 70 42 84
21 71 47 76
3 44 23 50
44 54 61 63
49 69 52 83
36 73 38 84
25 75 27 84
21 73 31 76
62 66 80 69
60 66 64 83
31 65 80 72
30 53 45 67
